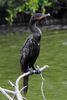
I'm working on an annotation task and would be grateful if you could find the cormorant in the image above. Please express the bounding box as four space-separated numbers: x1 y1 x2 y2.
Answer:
20 13 50 95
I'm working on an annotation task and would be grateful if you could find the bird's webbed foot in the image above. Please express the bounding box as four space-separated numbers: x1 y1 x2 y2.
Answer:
35 68 41 74
32 66 41 74
28 66 41 74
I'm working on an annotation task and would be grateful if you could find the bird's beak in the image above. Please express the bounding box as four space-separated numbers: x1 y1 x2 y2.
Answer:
37 13 50 20
43 13 50 17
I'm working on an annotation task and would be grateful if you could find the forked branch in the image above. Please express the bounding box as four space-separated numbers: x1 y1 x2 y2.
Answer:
0 65 49 100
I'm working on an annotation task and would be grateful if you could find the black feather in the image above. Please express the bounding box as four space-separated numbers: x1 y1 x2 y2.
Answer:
20 13 44 95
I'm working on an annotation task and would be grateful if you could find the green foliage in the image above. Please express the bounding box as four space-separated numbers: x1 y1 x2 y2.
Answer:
38 0 52 13
0 0 52 25
5 0 26 25
24 0 39 14
38 0 52 7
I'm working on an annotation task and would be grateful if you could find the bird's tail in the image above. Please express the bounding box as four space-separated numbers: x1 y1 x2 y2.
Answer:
23 75 29 95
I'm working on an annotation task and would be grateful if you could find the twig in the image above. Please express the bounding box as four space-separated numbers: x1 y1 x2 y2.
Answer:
0 87 13 100
40 73 46 100
9 80 15 87
1 88 15 94
37 66 46 100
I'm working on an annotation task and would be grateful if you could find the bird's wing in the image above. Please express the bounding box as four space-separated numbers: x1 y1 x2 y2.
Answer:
20 36 32 71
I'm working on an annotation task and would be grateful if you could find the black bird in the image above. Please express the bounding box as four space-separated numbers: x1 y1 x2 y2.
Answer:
20 13 50 95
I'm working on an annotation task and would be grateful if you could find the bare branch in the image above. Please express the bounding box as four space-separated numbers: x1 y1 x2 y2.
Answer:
9 80 15 87
0 87 13 100
0 65 49 100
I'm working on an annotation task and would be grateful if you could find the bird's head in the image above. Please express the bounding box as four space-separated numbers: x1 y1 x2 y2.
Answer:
29 13 50 25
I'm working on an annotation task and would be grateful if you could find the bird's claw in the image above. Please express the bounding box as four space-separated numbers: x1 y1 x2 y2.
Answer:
27 67 41 74
35 68 41 74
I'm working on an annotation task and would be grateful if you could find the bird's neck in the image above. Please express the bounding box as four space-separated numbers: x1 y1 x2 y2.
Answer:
30 23 41 34
29 23 42 43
